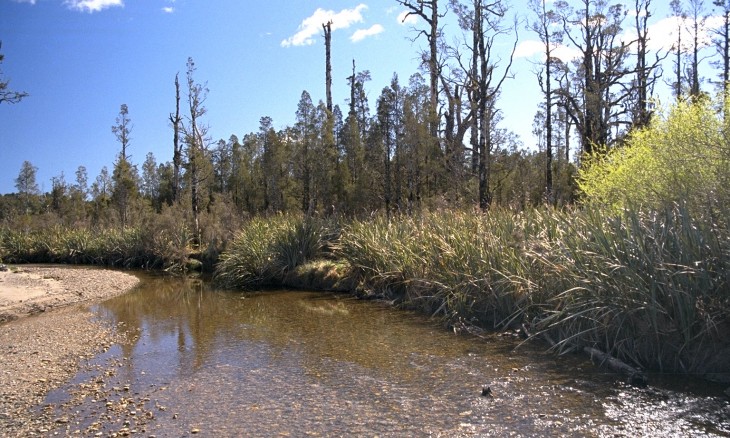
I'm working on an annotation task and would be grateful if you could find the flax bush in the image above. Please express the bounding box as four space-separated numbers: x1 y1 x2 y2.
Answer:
338 207 730 374
214 215 334 289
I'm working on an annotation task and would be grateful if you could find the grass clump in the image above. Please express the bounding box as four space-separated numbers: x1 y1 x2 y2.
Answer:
531 205 730 374
214 215 336 289
340 210 542 328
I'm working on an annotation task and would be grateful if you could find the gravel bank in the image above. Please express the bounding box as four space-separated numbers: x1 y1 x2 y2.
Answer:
0 266 140 436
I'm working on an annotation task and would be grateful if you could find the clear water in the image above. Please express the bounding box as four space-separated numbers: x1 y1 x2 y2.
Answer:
47 273 730 437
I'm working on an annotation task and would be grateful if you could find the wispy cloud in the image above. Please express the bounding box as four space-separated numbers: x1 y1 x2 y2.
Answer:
282 4 368 47
636 15 724 52
13 0 37 5
162 6 174 13
351 24 384 43
64 0 124 13
514 40 582 63
517 13 726 64
514 40 543 59
397 10 419 25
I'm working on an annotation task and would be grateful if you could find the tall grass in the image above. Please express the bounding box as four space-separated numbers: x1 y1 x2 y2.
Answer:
214 215 336 289
338 206 730 375
340 210 545 328
0 223 190 270
530 205 730 374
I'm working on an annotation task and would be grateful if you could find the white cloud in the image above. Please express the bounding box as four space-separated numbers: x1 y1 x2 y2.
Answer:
350 24 385 43
552 45 582 62
281 4 368 47
635 15 724 53
162 6 174 13
397 10 419 25
518 13 727 64
514 40 544 59
13 0 37 5
64 0 124 13
515 40 581 63
351 24 384 43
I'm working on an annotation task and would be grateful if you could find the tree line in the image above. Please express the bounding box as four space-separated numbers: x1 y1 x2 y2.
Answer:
3 0 729 231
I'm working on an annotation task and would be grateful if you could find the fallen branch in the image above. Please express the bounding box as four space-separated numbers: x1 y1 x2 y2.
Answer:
522 323 648 386
584 346 648 387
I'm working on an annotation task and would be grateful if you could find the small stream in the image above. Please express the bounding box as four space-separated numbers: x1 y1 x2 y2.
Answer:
47 273 729 436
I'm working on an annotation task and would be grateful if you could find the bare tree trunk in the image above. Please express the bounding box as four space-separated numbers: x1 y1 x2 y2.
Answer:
323 21 333 114
428 2 440 140
170 73 182 203
672 0 685 100
477 7 490 211
185 57 207 246
531 0 555 204
635 0 650 127
470 18 480 175
545 71 554 205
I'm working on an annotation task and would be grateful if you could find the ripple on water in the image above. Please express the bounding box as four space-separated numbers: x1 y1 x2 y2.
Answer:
44 275 730 437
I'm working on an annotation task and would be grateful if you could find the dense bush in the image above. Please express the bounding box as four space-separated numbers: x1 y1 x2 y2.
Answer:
578 96 730 218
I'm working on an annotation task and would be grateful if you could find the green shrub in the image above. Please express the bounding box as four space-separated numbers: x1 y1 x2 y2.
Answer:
578 96 730 218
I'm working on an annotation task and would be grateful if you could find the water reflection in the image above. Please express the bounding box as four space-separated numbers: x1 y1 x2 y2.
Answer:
67 274 730 436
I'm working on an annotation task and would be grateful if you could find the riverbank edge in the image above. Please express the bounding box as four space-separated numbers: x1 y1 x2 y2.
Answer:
280 259 730 387
0 266 141 435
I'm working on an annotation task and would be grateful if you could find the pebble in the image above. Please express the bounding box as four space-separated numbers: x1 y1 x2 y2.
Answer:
0 268 139 436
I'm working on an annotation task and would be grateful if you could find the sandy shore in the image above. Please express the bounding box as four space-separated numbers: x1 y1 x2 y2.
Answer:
0 266 140 436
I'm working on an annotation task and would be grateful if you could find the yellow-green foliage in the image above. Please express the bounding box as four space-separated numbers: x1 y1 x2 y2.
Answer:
579 97 730 215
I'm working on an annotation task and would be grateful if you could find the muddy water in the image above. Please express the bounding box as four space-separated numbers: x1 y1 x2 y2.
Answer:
51 274 729 436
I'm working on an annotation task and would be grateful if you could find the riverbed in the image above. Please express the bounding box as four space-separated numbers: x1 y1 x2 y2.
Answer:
44 273 730 436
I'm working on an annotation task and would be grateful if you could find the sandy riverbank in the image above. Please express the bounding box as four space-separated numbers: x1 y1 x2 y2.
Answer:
0 266 140 435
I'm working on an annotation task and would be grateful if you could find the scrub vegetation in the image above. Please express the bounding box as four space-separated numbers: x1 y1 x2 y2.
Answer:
3 0 730 378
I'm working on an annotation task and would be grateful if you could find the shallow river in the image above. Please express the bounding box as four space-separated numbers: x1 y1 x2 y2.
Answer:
48 273 729 436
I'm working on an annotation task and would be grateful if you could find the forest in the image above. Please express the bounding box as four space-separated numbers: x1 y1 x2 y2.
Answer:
1 0 729 376
5 0 716 229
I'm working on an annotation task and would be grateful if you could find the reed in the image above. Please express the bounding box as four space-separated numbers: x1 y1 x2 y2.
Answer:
340 210 540 328
6 201 726 375
0 225 188 269
531 205 730 374
214 215 335 289
338 206 729 374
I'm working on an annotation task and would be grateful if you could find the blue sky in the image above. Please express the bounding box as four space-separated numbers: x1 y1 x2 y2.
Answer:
0 0 710 195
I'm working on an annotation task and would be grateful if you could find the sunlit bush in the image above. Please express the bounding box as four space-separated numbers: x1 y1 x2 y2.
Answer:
579 96 730 217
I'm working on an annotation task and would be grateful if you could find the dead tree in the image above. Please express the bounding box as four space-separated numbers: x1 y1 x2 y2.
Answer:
323 20 333 114
169 73 183 203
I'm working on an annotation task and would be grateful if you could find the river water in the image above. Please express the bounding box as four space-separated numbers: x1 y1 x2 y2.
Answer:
47 273 729 437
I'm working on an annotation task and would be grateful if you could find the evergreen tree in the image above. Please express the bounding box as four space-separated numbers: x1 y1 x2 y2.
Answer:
14 160 39 213
110 104 137 228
